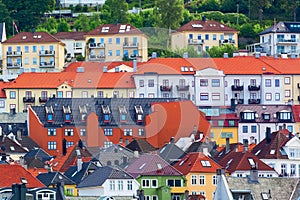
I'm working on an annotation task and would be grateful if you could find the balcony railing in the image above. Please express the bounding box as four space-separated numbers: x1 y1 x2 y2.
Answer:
89 43 105 48
23 97 35 103
231 98 244 104
231 85 244 91
220 39 235 45
123 42 138 48
277 38 298 43
7 63 22 69
248 85 260 91
188 39 204 45
248 99 261 104
176 85 190 91
40 62 55 68
39 97 48 103
89 54 105 60
160 85 172 92
39 50 55 56
6 51 22 56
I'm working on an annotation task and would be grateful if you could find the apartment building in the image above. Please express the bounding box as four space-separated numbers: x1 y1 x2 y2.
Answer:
2 32 65 75
171 18 238 53
85 24 148 62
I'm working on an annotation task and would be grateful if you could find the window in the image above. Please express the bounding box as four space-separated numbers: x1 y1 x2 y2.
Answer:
152 196 158 200
82 91 88 98
151 179 158 188
0 100 4 108
108 50 112 56
228 120 235 126
251 125 257 133
32 46 37 52
127 180 133 190
291 164 296 176
167 179 182 187
212 175 217 185
265 79 271 87
281 164 287 176
24 58 29 65
64 129 74 136
41 91 47 99
148 93 155 98
242 126 248 133
199 175 205 185
118 180 123 190
108 38 112 44
265 93 272 101
124 129 132 136
32 57 37 65
116 37 120 44
287 125 293 133
290 149 295 158
66 141 74 148
66 91 72 98
25 91 32 98
284 77 290 85
116 50 120 56
200 93 209 100
138 128 144 136
200 79 208 86
285 90 291 97
212 79 220 87
205 34 209 40
97 91 103 98
48 141 56 150
213 34 217 40
48 128 56 136
212 93 220 100
142 179 150 188
139 93 144 98
57 91 63 98
275 93 280 101
110 180 115 190
104 141 113 148
10 91 16 99
191 175 197 185
80 129 86 136
218 120 224 126
279 112 291 120
104 128 113 136
148 79 154 87
139 80 144 87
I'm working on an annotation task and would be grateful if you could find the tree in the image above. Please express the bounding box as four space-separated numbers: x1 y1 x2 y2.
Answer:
57 19 70 32
129 13 143 28
207 44 238 58
89 13 102 30
102 0 129 24
73 14 90 32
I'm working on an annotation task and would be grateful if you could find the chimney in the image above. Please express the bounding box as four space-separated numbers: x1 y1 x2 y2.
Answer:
283 123 286 130
170 137 174 143
11 183 26 200
17 130 22 140
78 140 83 149
266 127 271 144
134 150 139 158
216 168 225 176
248 166 259 183
133 59 137 72
233 51 239 57
225 137 230 153
243 139 248 152
77 156 82 172
223 53 228 58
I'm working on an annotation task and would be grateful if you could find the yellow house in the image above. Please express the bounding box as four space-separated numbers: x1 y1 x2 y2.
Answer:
85 23 148 62
171 19 238 54
173 152 224 199
2 32 65 75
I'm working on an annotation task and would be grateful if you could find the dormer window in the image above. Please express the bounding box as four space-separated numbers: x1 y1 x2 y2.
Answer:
102 105 111 123
118 105 127 123
134 105 143 123
240 110 256 122
79 105 87 122
45 106 54 123
63 105 72 123
262 113 270 120
277 111 292 121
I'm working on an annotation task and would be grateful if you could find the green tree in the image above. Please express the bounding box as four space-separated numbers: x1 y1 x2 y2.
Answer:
74 14 90 32
57 19 70 32
174 46 203 58
89 13 102 30
207 44 238 57
129 13 143 28
102 0 129 24
199 0 221 12
37 17 57 33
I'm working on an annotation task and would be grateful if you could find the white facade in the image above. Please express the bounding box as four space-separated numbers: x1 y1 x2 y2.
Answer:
60 0 106 7
60 38 86 58
230 170 278 178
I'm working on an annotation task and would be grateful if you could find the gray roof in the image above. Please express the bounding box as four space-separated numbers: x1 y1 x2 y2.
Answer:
260 21 300 35
36 172 75 187
158 142 186 164
77 166 134 188
64 161 99 184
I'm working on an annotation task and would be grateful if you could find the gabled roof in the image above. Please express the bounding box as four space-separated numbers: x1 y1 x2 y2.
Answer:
173 152 223 175
158 142 186 164
36 172 75 187
251 130 290 159
24 148 52 168
0 135 28 154
86 24 144 35
53 31 87 40
126 139 156 153
77 166 134 188
0 164 45 188
259 21 300 35
175 20 238 33
218 151 276 174
64 161 99 184
3 32 62 44
125 154 183 178
259 56 300 74
0 82 7 98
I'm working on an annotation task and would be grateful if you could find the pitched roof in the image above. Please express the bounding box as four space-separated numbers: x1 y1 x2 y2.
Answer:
251 130 290 159
24 148 52 164
126 139 156 153
173 152 223 175
0 164 45 188
158 142 186 164
3 32 62 44
259 21 300 35
36 172 75 187
218 151 276 174
77 166 134 188
259 56 300 74
0 135 28 154
175 20 238 33
125 154 183 178
86 24 144 35
0 82 7 98
53 32 87 40
64 161 99 184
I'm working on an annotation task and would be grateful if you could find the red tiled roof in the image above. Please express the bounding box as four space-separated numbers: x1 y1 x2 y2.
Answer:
259 56 300 74
173 152 223 175
125 154 183 178
292 105 300 122
3 32 62 44
0 82 7 98
53 31 87 40
86 24 144 35
0 164 45 188
175 20 238 33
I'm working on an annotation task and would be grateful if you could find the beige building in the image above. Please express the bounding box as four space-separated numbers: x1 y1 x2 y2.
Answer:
2 32 65 75
171 19 238 54
85 23 148 62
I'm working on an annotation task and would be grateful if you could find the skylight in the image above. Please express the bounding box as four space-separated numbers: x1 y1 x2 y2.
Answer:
248 158 255 166
201 160 211 167
139 163 146 170
255 150 261 155
226 158 233 169
160 146 166 154
270 149 275 155
192 24 203 28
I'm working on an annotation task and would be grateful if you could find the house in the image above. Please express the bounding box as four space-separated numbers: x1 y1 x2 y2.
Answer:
85 23 148 62
2 32 65 75
126 138 156 154
125 154 188 200
213 168 300 200
173 152 224 199
77 166 139 198
251 129 300 177
171 18 238 53
157 138 187 164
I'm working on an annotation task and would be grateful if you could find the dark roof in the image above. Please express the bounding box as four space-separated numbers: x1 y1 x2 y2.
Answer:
175 20 238 33
3 32 62 44
0 122 28 136
53 32 87 40
251 130 290 159
37 172 75 187
158 142 186 164
86 24 144 35
0 135 28 154
259 21 300 35
126 139 156 153
185 141 217 155
125 154 183 178
24 148 52 168
31 98 177 127
18 136 40 151
77 166 134 188
64 161 99 184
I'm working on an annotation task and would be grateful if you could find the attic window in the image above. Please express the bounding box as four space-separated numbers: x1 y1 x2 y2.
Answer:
10 146 15 151
63 105 72 123
255 150 261 155
270 149 275 154
101 27 110 32
45 106 54 122
192 24 203 28
134 105 143 122
201 160 211 167
119 105 127 123
157 163 162 170
248 158 255 167
102 105 111 123
226 158 233 169
79 105 87 122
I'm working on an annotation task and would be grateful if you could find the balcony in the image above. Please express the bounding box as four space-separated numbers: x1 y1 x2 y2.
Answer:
6 51 22 56
39 97 48 103
40 61 55 68
188 39 204 45
89 54 105 61
220 39 235 45
23 97 35 103
160 85 172 92
123 42 138 48
231 98 244 104
39 50 55 56
231 85 244 91
176 85 189 91
7 63 22 69
277 38 298 44
248 99 261 104
248 85 260 91
89 43 105 48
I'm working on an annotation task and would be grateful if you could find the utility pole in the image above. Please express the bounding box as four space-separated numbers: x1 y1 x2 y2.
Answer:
248 0 251 19
236 4 239 25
